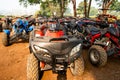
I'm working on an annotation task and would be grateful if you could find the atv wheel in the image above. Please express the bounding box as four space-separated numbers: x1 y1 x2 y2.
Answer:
57 71 67 80
57 74 66 80
2 22 7 29
0 23 2 32
2 33 9 46
27 53 40 80
89 45 107 67
29 31 33 41
70 55 84 76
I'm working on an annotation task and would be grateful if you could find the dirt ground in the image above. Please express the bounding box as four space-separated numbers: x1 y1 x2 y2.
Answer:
0 32 120 80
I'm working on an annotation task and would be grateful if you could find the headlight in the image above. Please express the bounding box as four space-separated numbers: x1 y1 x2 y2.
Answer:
70 44 82 56
34 45 50 57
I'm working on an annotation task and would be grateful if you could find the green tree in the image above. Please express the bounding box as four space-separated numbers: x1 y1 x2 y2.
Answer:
110 1 120 11
19 0 40 7
90 7 98 16
77 1 88 17
95 0 119 14
40 0 54 17
19 0 69 17
64 7 72 16
77 0 92 17
53 0 69 17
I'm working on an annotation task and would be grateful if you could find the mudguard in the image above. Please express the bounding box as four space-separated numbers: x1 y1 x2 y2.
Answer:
28 26 33 31
3 30 10 35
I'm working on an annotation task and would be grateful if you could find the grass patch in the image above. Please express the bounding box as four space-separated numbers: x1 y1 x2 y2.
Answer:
0 15 4 18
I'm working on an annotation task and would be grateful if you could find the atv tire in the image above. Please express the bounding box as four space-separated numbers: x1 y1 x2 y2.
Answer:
57 74 66 80
0 22 2 32
89 45 107 67
2 22 7 29
70 55 84 76
2 33 9 46
27 53 40 80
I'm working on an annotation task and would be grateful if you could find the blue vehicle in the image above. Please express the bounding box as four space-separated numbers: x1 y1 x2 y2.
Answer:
2 18 33 46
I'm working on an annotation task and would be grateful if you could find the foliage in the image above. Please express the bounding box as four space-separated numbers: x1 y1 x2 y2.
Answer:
95 0 118 7
55 0 69 17
110 1 120 11
95 0 119 14
64 7 72 16
0 15 4 18
90 7 98 16
19 0 69 17
77 1 99 17
40 0 52 17
19 0 40 7
77 1 88 16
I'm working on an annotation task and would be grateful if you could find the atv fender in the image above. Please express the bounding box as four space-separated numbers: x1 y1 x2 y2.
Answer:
94 42 106 47
3 30 10 35
28 26 33 31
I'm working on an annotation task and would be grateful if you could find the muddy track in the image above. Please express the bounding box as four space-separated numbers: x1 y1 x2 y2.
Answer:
0 32 120 80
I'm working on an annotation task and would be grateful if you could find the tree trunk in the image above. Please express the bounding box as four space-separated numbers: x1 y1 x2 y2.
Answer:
102 0 108 14
60 0 64 17
84 0 87 17
102 0 114 14
88 0 92 17
103 9 107 14
72 0 76 17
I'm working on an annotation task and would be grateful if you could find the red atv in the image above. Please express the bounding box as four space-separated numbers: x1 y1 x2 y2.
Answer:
28 20 84 80
75 18 108 67
77 18 120 67
88 22 120 67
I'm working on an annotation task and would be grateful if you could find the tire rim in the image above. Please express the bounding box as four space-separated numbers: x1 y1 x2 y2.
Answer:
90 49 100 63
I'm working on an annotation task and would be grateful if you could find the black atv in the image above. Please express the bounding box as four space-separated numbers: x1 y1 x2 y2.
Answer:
27 21 84 80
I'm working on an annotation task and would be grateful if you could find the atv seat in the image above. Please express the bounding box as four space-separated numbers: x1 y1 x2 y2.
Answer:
86 26 100 35
45 29 64 38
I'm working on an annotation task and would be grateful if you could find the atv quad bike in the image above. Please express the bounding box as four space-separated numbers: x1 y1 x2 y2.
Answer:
28 20 84 80
2 19 33 46
76 18 108 67
76 17 120 67
86 23 120 67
